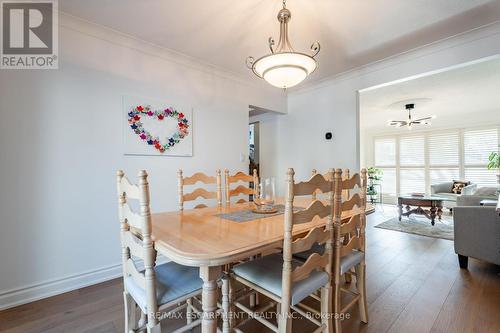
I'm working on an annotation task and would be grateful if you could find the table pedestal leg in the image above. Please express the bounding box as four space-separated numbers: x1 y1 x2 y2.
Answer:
430 206 437 226
200 266 221 333
398 204 403 221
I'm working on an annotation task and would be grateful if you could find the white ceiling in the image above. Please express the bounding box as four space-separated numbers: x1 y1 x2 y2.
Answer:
360 57 500 133
59 0 500 84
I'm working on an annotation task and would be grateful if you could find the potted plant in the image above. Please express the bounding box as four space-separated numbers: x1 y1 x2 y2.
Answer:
367 167 383 204
487 145 500 187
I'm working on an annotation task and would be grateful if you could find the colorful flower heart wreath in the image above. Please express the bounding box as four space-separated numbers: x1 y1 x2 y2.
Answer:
128 105 189 153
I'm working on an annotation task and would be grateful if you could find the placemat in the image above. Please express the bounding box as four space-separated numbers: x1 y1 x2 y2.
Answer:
216 204 303 222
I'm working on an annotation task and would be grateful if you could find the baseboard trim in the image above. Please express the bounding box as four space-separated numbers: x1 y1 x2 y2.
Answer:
0 256 169 311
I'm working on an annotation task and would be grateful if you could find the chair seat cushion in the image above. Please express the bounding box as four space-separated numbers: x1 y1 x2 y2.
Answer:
341 250 364 274
232 253 329 306
293 243 325 261
124 261 202 313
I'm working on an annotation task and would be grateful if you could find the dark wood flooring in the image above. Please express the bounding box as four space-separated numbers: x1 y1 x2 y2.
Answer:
1 206 499 333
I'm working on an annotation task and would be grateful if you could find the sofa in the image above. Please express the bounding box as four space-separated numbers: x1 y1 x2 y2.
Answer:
453 197 500 269
431 181 477 208
456 187 499 206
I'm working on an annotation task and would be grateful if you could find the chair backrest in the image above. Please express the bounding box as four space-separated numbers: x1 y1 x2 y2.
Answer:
310 169 333 200
178 170 222 210
281 168 334 305
333 169 367 284
224 169 258 205
116 170 159 325
342 168 350 201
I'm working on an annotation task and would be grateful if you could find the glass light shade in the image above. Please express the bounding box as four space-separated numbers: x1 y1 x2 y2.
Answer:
253 53 317 88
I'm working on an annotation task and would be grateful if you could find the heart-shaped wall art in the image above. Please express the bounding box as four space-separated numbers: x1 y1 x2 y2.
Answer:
128 105 190 153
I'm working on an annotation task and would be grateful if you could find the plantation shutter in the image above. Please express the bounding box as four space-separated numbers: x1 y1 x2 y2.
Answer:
374 137 397 203
374 137 396 167
428 131 460 185
464 128 499 187
399 135 425 194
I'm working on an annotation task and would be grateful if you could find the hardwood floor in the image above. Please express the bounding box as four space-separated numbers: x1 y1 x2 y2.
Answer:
1 206 499 333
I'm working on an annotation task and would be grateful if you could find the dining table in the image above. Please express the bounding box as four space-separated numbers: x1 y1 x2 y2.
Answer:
151 197 375 333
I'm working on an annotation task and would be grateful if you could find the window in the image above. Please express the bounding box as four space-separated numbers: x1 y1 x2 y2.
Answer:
400 135 424 167
372 126 499 202
374 138 397 202
429 131 460 186
374 138 396 166
464 128 499 187
399 135 425 195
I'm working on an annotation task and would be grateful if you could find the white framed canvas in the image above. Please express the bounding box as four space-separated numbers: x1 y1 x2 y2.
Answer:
123 95 193 156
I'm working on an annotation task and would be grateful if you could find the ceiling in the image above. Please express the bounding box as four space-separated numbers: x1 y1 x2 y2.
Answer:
60 0 500 85
360 57 500 133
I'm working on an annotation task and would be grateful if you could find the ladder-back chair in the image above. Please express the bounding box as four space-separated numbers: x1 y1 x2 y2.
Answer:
223 168 334 333
308 168 353 284
177 169 222 210
332 168 368 332
224 169 258 204
117 170 203 333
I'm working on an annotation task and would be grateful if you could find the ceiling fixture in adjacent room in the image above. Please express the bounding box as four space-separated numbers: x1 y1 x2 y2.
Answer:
246 0 320 89
388 103 436 129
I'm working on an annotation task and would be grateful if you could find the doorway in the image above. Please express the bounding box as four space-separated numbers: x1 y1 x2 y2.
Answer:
249 122 259 176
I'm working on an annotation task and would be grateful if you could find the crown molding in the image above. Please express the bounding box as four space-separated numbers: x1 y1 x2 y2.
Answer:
59 11 273 92
289 20 500 96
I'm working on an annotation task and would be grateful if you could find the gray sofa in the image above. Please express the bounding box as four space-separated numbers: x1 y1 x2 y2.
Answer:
453 198 500 269
431 181 477 208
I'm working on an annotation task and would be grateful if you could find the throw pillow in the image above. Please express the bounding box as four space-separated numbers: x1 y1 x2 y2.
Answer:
452 180 470 194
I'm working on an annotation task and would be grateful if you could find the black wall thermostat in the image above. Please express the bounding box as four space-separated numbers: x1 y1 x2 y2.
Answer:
325 132 333 140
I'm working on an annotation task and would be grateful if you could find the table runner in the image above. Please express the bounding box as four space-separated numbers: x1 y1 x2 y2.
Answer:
216 204 303 222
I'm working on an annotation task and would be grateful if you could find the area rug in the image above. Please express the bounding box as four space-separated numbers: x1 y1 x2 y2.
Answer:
375 214 454 240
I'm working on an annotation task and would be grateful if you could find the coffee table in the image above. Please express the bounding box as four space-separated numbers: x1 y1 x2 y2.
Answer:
398 195 444 226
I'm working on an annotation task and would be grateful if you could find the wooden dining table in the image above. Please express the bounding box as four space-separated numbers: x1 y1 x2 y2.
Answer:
151 198 374 333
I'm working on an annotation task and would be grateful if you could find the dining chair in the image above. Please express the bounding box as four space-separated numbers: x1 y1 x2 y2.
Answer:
342 169 350 201
117 170 203 333
332 168 368 332
311 169 333 200
177 169 222 210
222 168 334 333
224 169 258 205
301 169 355 284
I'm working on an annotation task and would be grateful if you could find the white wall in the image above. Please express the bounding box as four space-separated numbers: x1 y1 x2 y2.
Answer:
249 112 282 181
266 22 500 194
0 14 285 309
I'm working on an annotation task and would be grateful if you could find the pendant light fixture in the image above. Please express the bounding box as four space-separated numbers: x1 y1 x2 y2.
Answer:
246 0 320 89
388 104 436 130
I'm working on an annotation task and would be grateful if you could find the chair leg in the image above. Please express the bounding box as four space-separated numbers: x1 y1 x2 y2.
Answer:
138 312 147 331
221 275 232 333
278 302 292 333
124 291 137 333
186 298 193 327
458 254 468 269
321 286 333 333
228 277 236 329
248 257 258 308
355 263 368 324
147 323 161 333
333 282 342 333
